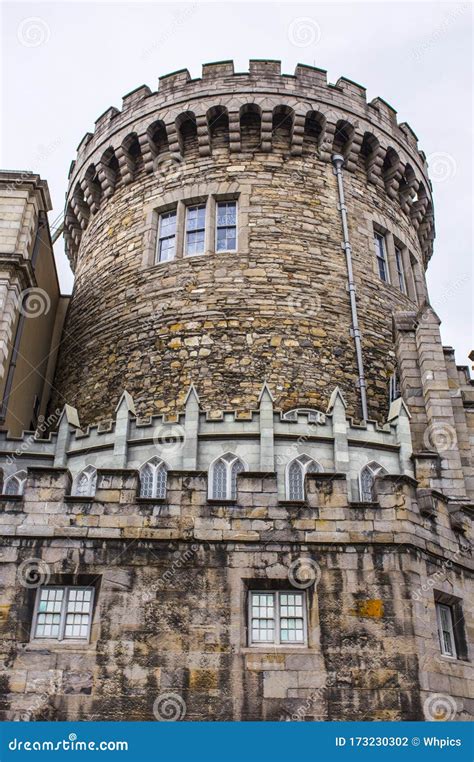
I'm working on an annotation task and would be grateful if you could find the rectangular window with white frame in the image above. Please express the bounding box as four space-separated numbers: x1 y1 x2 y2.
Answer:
374 232 389 283
157 210 177 263
395 245 407 293
249 590 307 646
32 586 94 641
185 204 206 255
216 201 237 252
436 602 457 658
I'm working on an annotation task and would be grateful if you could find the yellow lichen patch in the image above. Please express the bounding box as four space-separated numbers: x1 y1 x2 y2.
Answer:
350 599 384 618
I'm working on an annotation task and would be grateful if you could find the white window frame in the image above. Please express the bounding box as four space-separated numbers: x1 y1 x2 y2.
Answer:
3 470 27 496
215 200 238 253
436 602 457 658
208 452 247 500
185 203 207 256
285 455 322 501
31 585 95 643
139 457 168 499
374 231 390 283
358 461 387 502
248 590 308 647
395 245 407 293
71 465 97 498
156 209 177 263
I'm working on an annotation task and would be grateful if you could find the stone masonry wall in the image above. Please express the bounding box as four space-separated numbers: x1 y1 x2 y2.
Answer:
0 469 472 721
51 151 423 426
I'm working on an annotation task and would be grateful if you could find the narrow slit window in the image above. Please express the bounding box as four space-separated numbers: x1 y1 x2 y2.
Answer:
186 204 206 255
436 602 457 658
374 232 389 283
395 246 407 293
157 211 177 262
216 201 237 252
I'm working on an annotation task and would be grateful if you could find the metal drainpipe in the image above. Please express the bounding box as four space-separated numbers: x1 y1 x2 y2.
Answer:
331 153 369 422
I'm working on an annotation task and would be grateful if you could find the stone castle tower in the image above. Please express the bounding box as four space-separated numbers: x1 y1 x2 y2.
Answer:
0 60 472 722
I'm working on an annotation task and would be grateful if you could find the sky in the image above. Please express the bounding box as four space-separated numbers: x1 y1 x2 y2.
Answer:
1 0 472 366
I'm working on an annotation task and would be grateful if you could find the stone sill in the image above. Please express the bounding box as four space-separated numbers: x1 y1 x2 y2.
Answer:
136 497 166 505
241 647 313 654
64 496 95 504
278 500 307 507
26 640 95 652
207 499 237 506
349 501 380 509
0 494 22 502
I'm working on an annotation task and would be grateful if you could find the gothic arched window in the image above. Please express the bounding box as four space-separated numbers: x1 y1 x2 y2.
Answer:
139 458 167 499
209 453 246 500
3 470 27 496
286 456 322 501
72 466 97 498
359 462 387 502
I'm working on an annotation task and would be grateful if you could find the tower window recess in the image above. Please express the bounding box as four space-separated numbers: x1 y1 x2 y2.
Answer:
209 453 246 500
249 591 307 646
185 204 206 255
359 462 387 502
395 245 407 293
157 210 177 262
436 602 457 658
286 455 322 501
71 466 97 498
389 370 400 403
374 232 389 283
3 470 27 496
216 201 237 252
32 586 94 641
139 458 167 499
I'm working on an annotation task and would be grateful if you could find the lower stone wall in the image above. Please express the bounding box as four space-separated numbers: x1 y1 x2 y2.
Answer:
1 537 472 722
0 468 472 722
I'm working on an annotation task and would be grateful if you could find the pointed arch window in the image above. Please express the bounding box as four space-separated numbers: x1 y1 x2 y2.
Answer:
139 458 167 499
72 466 97 498
359 462 387 503
210 453 246 500
3 470 27 496
286 456 322 501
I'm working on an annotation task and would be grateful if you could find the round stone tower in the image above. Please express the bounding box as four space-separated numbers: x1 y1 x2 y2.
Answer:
54 59 434 424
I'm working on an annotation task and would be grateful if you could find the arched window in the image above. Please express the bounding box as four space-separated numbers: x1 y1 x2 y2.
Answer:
286 456 322 501
72 466 97 498
139 458 167 499
3 470 27 496
359 462 387 502
209 453 246 500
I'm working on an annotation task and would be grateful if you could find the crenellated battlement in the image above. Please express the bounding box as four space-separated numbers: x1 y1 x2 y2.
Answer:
64 60 434 269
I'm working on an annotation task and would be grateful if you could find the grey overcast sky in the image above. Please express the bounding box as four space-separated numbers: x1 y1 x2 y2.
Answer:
1 0 472 366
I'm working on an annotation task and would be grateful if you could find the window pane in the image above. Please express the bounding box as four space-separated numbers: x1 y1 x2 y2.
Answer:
65 588 92 639
288 460 304 501
160 212 176 236
216 202 237 252
35 588 64 638
212 459 227 500
230 458 244 499
140 464 154 497
187 205 206 231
